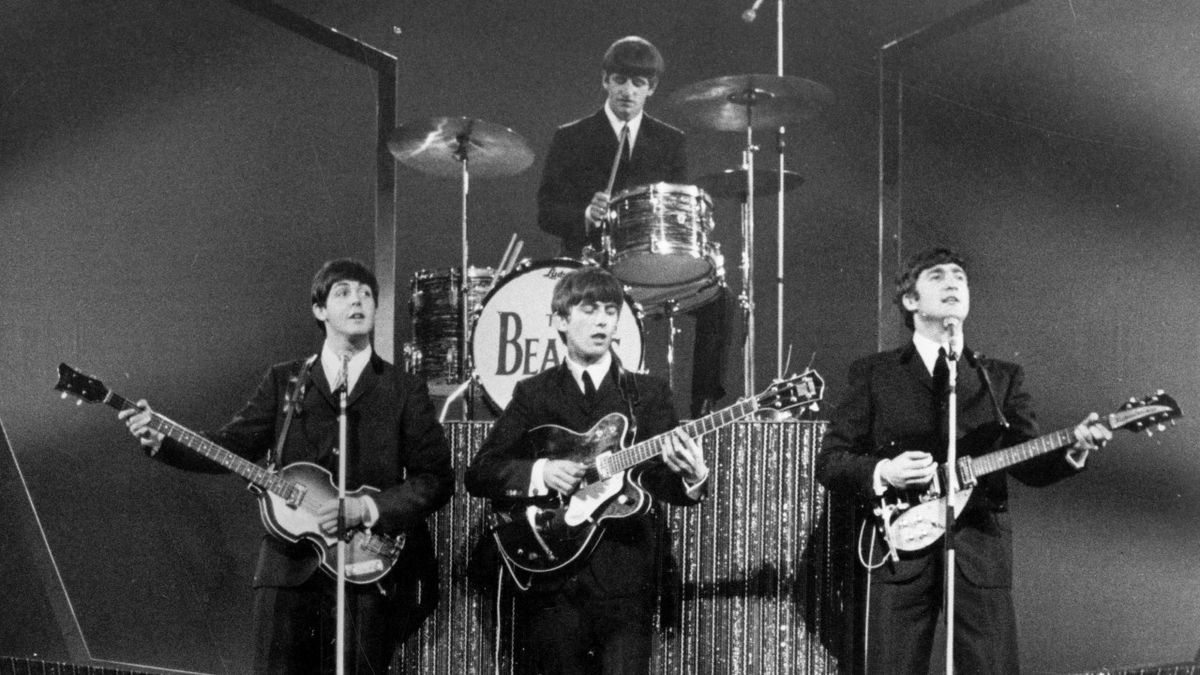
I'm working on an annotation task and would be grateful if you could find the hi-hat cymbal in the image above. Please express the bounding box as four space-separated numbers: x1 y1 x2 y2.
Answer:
388 117 535 178
668 74 833 131
696 167 805 200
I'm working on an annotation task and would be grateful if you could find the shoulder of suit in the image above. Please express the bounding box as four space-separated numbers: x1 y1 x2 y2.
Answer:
556 109 606 133
643 113 684 137
267 356 313 377
853 347 906 368
514 366 564 392
627 370 670 391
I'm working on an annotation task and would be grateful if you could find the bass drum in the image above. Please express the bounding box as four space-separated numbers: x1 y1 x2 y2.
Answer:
471 258 644 411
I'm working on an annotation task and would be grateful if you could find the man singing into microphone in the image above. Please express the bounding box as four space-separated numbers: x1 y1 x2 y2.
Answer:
120 258 454 674
537 35 728 415
815 247 1111 674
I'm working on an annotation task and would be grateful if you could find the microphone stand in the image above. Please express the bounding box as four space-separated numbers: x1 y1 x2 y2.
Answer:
335 355 350 675
943 347 958 674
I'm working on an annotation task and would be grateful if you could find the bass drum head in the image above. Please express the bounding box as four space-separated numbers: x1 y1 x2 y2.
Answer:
470 258 644 412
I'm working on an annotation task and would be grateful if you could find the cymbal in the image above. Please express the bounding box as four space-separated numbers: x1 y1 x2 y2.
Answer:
667 74 833 131
696 168 804 200
388 117 535 178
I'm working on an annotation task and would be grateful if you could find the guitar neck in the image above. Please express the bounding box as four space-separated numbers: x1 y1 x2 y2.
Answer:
607 397 760 473
103 392 292 498
966 427 1078 478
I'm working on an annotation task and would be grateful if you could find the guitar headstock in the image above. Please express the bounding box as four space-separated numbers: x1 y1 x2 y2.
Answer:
55 363 110 406
1110 391 1181 435
757 369 825 415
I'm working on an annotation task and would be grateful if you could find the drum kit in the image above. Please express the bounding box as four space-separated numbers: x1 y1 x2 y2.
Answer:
389 73 831 418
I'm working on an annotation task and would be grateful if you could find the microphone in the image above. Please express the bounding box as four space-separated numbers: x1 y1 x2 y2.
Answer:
742 0 764 22
942 316 962 361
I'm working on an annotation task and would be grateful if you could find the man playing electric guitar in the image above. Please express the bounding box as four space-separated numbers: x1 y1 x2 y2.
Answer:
815 247 1112 675
465 265 708 675
120 259 455 674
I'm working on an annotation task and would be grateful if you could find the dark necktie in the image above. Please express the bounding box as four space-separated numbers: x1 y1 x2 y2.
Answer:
582 371 598 402
932 348 949 395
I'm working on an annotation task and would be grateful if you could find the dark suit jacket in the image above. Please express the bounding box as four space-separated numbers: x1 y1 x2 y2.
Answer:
464 360 703 598
815 342 1081 588
154 353 455 616
537 109 687 257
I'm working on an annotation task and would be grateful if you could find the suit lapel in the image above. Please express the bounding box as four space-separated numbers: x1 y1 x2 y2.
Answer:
898 342 936 392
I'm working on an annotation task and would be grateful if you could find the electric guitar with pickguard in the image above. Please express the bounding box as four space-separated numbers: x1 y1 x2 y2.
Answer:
55 363 405 584
873 391 1181 557
490 370 825 578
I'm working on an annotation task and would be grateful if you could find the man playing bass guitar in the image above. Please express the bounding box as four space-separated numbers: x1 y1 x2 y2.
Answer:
120 258 455 674
465 265 708 675
815 247 1112 675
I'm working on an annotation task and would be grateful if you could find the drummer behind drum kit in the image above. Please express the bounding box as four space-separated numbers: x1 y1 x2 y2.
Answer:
388 74 831 417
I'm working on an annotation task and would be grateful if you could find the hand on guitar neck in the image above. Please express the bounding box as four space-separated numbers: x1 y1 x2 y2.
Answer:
1064 411 1113 468
660 427 708 485
119 399 165 454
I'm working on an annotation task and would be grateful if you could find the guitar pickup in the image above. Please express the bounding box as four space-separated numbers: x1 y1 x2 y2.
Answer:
286 483 306 508
955 458 978 488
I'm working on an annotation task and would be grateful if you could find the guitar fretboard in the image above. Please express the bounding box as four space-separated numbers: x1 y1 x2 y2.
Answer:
604 397 760 474
103 392 297 502
966 428 1077 478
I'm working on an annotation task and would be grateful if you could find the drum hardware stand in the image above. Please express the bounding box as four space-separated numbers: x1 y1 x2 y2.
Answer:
452 133 478 420
734 97 763 398
660 299 681 392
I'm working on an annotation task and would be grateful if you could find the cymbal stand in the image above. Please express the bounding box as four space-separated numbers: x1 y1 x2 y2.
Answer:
454 131 475 420
733 91 765 397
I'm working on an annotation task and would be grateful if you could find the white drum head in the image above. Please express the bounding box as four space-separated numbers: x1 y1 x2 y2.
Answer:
470 259 644 411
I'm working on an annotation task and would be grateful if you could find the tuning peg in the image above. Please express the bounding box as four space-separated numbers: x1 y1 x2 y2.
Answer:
1156 389 1165 396
76 400 83 406
1129 397 1138 404
60 392 67 399
1157 423 1167 432
1145 429 1153 437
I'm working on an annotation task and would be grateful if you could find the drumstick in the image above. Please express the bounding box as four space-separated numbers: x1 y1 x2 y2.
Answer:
602 126 629 199
496 233 517 274
507 241 524 276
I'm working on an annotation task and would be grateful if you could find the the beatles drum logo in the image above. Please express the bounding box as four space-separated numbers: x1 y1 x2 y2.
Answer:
491 311 625 376
472 263 643 410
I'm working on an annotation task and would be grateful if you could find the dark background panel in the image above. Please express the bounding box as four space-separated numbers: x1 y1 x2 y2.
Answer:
2 0 1198 672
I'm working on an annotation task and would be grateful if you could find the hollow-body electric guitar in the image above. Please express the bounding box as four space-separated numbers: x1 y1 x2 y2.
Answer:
55 363 405 584
874 391 1181 555
490 370 825 576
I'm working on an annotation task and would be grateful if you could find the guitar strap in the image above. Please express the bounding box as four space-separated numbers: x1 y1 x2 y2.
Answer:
612 349 640 444
966 349 1010 429
268 354 318 472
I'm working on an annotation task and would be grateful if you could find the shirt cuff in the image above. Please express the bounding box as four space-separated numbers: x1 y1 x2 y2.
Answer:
529 458 550 496
683 470 709 500
872 459 890 496
361 495 380 528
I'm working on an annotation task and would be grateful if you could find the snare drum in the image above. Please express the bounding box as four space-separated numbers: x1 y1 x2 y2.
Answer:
470 258 644 411
628 244 727 317
404 266 494 389
608 183 717 288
